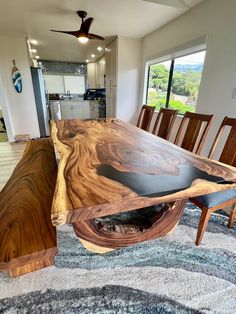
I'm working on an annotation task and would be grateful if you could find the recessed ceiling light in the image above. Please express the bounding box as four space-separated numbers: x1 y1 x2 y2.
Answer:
35 56 40 59
30 49 37 53
85 59 89 63
91 54 95 58
97 46 103 51
30 39 38 45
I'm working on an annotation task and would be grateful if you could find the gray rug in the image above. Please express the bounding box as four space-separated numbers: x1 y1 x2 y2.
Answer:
0 205 235 313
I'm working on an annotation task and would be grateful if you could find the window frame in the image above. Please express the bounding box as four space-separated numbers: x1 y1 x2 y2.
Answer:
143 37 207 114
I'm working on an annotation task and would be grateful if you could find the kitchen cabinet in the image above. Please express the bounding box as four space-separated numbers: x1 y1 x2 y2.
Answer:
87 58 106 89
105 39 118 118
60 101 90 119
96 57 106 88
105 37 141 122
87 63 96 88
106 40 117 88
90 101 99 119
106 86 116 118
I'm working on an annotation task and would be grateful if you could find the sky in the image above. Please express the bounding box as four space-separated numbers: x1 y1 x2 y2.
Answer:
160 51 206 68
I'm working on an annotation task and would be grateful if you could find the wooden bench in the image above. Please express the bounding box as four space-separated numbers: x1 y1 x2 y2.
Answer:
0 139 58 277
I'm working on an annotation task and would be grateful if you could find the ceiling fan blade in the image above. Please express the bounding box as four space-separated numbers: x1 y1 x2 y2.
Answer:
142 0 188 9
51 29 80 38
88 33 105 41
80 17 94 33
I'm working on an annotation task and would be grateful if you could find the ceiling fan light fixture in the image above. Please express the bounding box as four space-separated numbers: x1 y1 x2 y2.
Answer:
51 10 104 42
78 36 89 44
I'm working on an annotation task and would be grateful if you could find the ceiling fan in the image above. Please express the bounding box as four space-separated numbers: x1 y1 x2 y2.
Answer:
51 10 104 43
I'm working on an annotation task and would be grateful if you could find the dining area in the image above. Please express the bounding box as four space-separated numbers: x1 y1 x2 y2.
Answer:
0 106 236 278
136 105 236 243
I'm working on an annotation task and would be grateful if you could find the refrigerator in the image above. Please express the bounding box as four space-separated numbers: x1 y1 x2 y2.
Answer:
31 67 50 137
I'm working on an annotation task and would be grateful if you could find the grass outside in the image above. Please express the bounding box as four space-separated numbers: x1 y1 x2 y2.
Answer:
147 90 195 114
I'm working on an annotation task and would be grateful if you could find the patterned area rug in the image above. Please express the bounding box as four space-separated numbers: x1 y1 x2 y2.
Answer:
0 205 235 313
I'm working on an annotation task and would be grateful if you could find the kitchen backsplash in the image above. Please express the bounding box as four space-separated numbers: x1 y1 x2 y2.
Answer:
39 60 87 75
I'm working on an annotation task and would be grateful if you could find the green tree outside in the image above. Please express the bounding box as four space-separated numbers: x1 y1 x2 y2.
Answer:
147 63 202 114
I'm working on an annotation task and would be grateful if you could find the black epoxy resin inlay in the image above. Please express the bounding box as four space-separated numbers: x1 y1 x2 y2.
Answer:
97 164 223 197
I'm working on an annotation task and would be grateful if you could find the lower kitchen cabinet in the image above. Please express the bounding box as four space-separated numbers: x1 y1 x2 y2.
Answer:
60 101 90 119
90 101 99 119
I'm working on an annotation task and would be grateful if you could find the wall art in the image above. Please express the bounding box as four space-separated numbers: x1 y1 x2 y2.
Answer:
12 60 23 93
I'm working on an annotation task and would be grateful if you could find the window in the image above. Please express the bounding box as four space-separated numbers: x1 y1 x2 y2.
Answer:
146 51 206 114
44 74 86 95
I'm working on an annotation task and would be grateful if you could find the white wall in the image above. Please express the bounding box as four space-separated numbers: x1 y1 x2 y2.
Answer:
117 37 142 124
142 0 236 155
0 34 40 141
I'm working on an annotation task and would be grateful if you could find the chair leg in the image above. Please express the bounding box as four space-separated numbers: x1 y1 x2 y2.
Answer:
228 204 236 228
196 208 212 246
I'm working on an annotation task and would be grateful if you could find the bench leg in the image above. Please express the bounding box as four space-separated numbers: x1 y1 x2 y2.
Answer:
9 257 55 278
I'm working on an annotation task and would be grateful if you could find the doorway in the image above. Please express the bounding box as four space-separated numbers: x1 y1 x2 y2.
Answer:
0 105 8 142
0 71 14 143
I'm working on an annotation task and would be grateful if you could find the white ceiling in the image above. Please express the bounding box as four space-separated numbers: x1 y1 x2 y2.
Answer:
0 0 204 63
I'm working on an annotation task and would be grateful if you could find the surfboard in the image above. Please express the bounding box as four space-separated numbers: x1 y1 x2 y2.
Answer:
12 60 22 93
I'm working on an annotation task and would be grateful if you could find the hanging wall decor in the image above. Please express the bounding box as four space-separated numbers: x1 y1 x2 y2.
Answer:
12 60 23 93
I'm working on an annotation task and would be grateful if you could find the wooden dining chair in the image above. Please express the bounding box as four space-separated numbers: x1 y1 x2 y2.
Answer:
174 111 213 154
152 108 178 140
136 105 155 132
190 116 236 245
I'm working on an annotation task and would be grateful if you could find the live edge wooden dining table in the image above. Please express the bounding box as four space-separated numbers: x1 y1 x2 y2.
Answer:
50 118 236 252
1 118 236 277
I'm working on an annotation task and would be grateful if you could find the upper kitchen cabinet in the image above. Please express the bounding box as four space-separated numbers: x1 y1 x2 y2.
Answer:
105 40 117 88
87 58 106 89
105 37 142 122
96 57 106 88
87 63 96 88
105 39 118 118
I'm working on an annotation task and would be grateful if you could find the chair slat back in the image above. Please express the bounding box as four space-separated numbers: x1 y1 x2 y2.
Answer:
152 108 178 140
136 105 155 132
174 111 213 154
208 117 236 166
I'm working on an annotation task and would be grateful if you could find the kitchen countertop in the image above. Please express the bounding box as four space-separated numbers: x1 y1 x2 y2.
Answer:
59 98 88 102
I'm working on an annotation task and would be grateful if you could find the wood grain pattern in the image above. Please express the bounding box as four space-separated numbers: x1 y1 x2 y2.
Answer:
73 200 187 250
9 257 54 278
152 108 178 140
0 139 58 276
51 119 236 226
174 111 213 154
209 116 236 166
136 105 155 131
